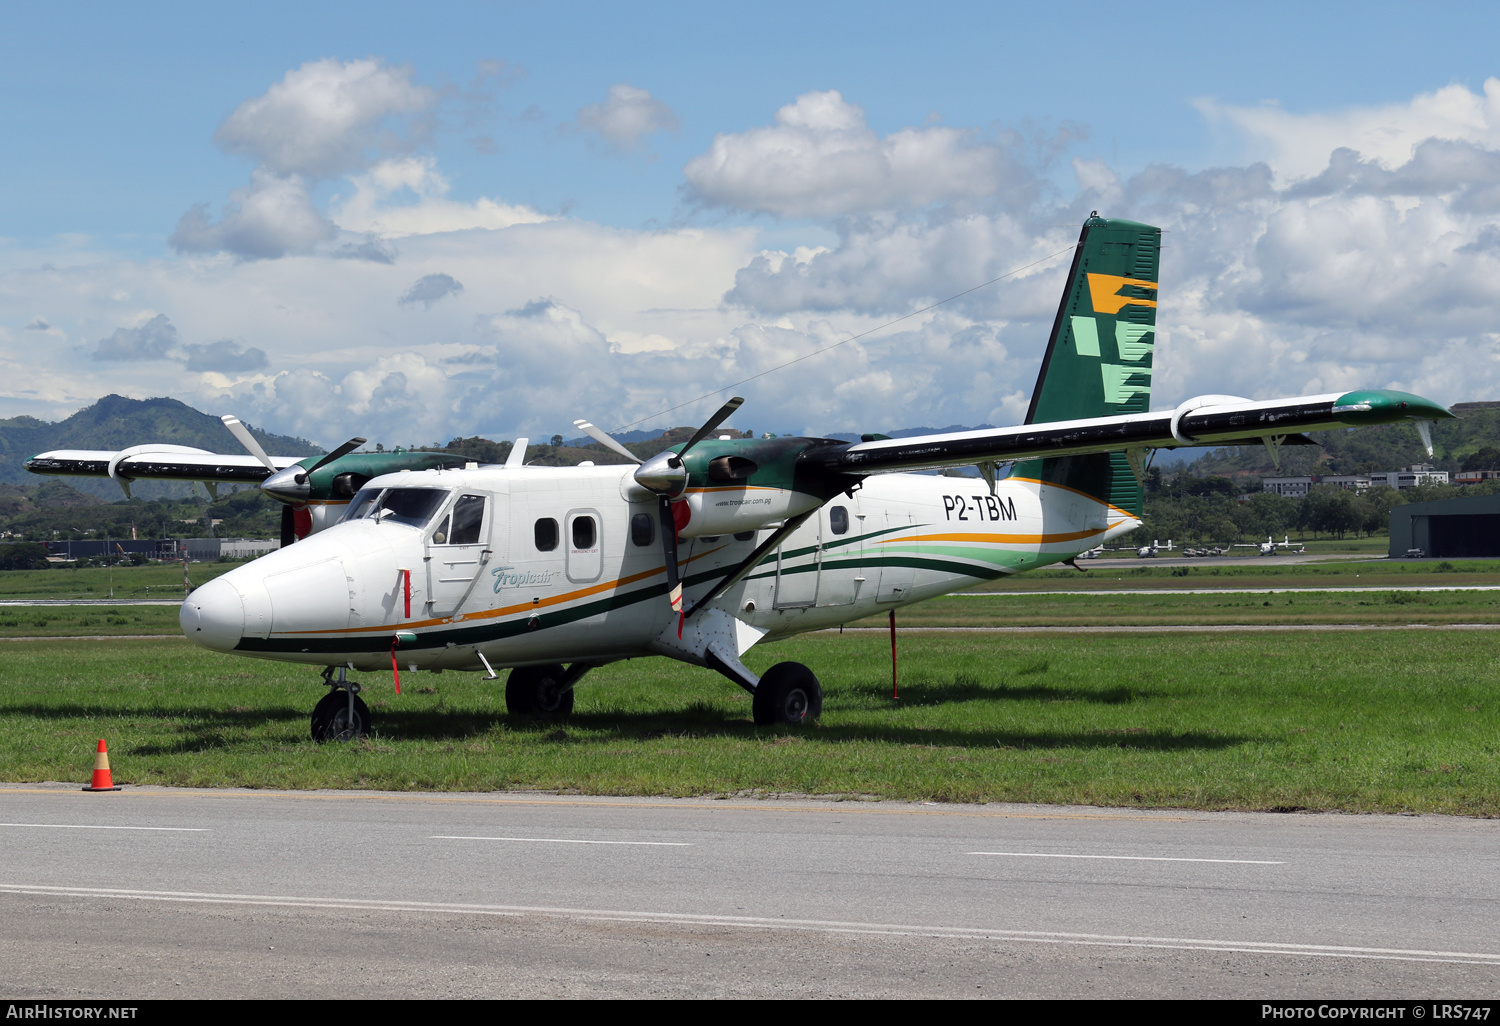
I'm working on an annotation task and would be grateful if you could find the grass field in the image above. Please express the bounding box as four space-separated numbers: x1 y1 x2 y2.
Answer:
0 563 236 600
968 558 1500 591
0 606 181 637
0 588 1496 638
3 631 1496 814
857 588 1500 627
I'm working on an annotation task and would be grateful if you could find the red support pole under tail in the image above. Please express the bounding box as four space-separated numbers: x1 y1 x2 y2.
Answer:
889 609 898 700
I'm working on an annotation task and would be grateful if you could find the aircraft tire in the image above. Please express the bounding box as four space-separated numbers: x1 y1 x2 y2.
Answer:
752 662 821 726
507 663 574 718
311 690 371 742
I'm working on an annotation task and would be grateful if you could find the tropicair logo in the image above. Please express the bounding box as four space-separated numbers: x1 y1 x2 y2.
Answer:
490 566 559 593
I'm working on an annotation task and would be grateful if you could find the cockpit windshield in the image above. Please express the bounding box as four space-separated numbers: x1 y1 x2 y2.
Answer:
341 487 448 528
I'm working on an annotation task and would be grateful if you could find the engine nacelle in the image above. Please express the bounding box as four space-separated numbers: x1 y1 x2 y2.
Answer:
678 486 823 538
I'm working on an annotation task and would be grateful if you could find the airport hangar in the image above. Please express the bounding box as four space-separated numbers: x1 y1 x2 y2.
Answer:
1389 492 1500 557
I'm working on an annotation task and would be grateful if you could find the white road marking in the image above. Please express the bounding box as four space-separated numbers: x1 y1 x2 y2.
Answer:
0 822 207 832
1 884 1493 966
969 851 1282 864
430 835 691 846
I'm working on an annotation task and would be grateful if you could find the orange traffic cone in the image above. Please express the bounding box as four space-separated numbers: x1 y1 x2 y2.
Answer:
82 739 121 792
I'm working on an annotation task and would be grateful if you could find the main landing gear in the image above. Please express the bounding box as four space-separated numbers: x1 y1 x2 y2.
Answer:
312 666 370 742
505 663 595 718
751 662 822 727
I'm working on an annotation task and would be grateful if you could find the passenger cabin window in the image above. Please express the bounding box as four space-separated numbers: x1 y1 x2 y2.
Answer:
631 513 655 547
572 515 596 550
829 505 850 535
535 518 559 551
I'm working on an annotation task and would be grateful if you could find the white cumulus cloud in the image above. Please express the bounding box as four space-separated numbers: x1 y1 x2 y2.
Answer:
329 156 550 237
576 84 679 150
171 170 335 260
214 58 436 178
683 90 1023 217
1196 78 1500 183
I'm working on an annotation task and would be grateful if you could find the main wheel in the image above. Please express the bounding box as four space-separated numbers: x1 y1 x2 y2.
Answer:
752 662 822 726
506 664 574 717
311 690 371 742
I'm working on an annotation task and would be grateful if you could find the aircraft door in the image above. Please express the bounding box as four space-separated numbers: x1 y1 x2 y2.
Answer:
426 491 500 616
774 517 820 608
876 508 915 604
565 508 603 583
815 502 859 607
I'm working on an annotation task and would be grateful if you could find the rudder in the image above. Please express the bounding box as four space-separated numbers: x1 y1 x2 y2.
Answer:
1013 214 1162 518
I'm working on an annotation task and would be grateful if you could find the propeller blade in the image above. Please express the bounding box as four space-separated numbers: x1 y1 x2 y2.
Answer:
659 495 682 618
221 415 276 473
307 436 367 475
280 505 295 548
573 419 643 464
678 397 744 460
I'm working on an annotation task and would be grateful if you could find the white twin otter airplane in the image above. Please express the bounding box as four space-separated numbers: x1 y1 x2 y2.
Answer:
28 215 1452 738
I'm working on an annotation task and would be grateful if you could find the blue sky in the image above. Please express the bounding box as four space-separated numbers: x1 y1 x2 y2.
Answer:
5 2 1500 446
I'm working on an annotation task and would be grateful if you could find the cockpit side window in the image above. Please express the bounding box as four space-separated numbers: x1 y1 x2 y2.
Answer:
344 487 383 523
357 488 448 528
449 494 486 545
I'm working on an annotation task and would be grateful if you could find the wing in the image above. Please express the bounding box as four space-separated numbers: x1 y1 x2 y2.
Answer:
25 444 304 484
816 389 1453 476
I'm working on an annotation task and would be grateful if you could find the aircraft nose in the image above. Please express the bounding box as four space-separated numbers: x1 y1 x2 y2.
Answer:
180 577 244 652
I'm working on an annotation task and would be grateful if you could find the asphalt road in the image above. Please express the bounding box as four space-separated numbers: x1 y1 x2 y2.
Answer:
3 785 1497 999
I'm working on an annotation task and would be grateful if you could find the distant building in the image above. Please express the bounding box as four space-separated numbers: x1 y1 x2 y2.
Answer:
1389 492 1500 558
41 537 278 561
1320 475 1372 491
44 539 180 560
1263 469 1441 495
1454 470 1500 485
181 538 278 561
1366 465 1449 489
1263 477 1314 498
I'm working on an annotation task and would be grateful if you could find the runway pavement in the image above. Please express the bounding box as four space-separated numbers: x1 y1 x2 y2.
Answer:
2 784 1497 999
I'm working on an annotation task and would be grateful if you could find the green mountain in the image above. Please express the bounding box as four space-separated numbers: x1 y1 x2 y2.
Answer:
0 395 321 498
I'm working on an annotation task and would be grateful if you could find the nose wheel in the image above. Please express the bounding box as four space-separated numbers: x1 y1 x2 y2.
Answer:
312 667 371 742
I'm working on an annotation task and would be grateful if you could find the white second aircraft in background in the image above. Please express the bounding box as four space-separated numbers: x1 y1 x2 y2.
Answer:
27 215 1452 739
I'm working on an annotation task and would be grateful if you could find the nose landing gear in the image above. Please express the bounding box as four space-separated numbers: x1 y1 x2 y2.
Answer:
312 666 371 742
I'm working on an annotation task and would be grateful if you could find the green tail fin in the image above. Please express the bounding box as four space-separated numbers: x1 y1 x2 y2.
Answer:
1012 214 1162 518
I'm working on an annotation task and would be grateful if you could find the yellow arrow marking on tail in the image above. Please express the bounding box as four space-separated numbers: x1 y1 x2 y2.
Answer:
1087 274 1157 315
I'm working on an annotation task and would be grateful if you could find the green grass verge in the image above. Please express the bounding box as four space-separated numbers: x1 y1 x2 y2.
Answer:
0 606 181 637
856 589 1500 627
973 559 1500 591
3 632 1496 814
0 563 237 600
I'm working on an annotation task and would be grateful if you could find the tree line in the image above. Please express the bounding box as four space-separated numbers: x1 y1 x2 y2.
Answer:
1137 468 1500 544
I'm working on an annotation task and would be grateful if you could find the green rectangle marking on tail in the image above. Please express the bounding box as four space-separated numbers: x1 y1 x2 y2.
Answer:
1014 214 1162 518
